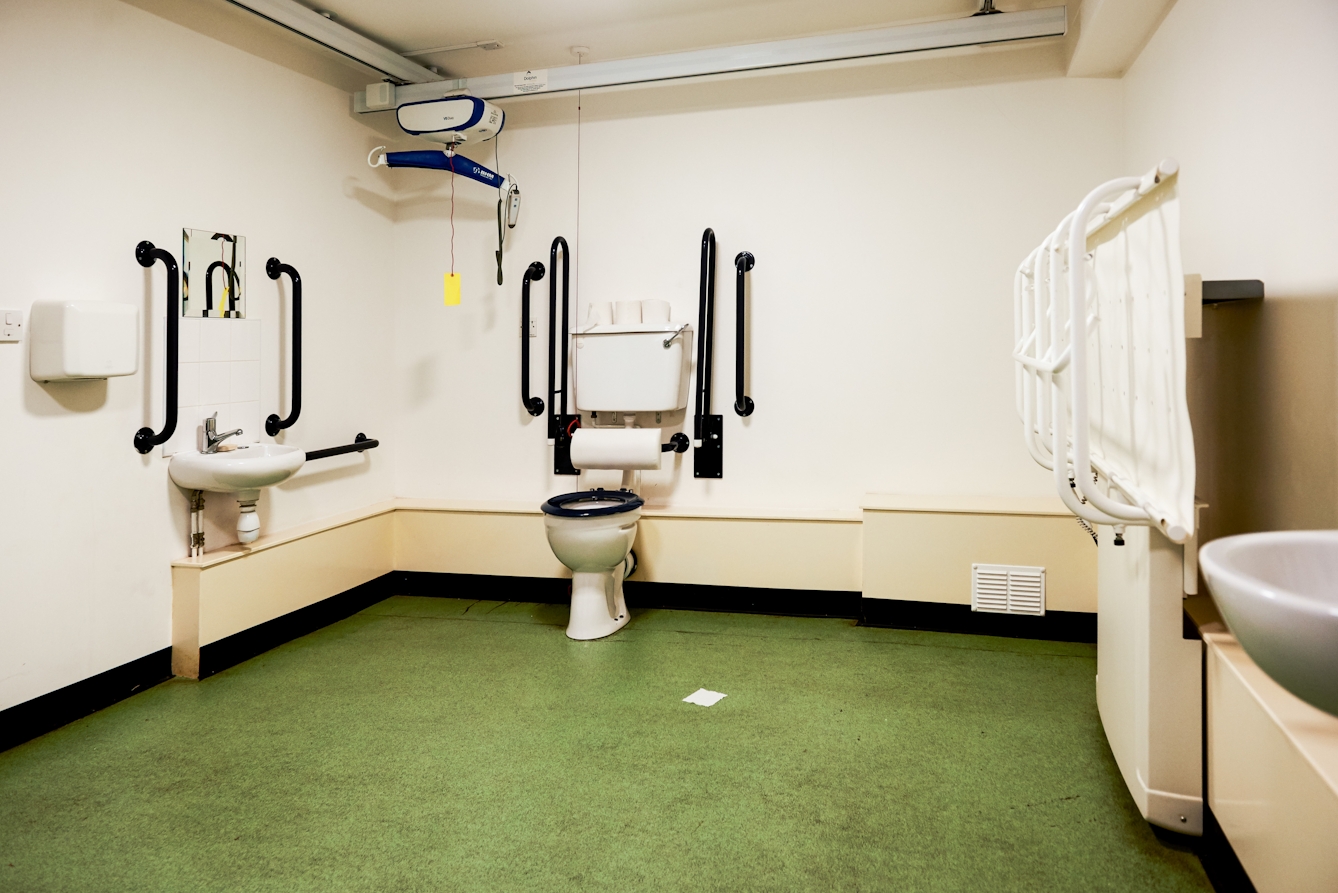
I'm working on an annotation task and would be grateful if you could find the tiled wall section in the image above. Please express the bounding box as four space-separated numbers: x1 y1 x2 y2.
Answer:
164 317 262 456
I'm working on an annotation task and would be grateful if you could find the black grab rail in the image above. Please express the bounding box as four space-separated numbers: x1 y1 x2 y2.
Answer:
546 238 579 474
264 257 302 436
205 261 239 317
693 228 723 478
521 261 546 416
134 240 180 454
733 251 755 416
306 433 379 461
547 237 571 438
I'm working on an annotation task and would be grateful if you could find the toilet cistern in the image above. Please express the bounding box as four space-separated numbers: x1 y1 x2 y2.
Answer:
537 294 693 640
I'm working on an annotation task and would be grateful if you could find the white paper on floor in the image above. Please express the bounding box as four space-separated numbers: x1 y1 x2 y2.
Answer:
683 688 727 707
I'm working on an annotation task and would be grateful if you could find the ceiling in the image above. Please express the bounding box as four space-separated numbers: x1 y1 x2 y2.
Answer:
300 0 1066 80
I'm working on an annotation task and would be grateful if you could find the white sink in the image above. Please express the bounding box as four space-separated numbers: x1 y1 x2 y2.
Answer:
1200 530 1338 717
168 444 305 493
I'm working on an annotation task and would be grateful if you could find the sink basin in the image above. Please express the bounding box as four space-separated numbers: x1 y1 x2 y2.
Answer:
168 444 305 493
1200 530 1338 717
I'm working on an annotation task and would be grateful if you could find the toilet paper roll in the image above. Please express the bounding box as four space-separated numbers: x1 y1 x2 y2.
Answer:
641 300 671 324
587 302 614 326
614 301 642 325
570 427 662 470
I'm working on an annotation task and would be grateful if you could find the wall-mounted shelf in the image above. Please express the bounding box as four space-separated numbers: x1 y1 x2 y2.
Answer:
1203 279 1265 303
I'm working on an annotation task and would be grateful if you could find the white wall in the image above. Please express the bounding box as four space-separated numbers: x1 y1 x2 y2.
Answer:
1124 0 1338 539
0 0 396 710
390 64 1124 513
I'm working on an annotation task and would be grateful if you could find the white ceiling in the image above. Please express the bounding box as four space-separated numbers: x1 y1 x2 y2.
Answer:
303 0 1065 80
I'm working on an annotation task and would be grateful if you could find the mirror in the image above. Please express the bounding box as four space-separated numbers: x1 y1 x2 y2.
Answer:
182 229 246 318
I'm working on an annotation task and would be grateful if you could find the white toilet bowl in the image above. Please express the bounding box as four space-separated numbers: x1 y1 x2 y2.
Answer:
541 489 643 640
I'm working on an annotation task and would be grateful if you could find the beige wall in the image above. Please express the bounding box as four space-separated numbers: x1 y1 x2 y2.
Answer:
387 54 1123 514
0 0 397 711
1124 0 1338 543
863 496 1097 611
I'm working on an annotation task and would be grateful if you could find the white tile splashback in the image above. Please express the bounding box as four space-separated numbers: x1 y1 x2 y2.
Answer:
199 362 231 405
199 317 231 362
230 320 261 362
164 317 263 457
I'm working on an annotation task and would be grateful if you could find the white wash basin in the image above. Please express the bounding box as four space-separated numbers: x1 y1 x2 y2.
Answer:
168 444 305 493
1200 530 1338 717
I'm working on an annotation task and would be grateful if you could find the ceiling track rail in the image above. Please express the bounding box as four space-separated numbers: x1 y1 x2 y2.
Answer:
224 0 442 84
348 5 1067 111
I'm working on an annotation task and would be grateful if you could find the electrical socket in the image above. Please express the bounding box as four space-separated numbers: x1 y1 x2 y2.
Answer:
0 308 23 342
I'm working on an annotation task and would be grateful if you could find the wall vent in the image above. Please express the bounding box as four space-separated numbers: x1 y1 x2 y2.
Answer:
971 564 1045 616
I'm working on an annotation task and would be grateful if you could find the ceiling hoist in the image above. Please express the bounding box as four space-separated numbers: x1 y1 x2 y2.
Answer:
368 95 521 285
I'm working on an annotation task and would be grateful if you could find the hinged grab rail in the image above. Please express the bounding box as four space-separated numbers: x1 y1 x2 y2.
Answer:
545 238 579 474
693 228 722 478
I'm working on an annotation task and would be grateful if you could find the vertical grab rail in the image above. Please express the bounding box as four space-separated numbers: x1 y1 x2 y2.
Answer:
693 228 717 442
133 240 180 454
546 238 579 474
265 258 303 436
521 261 546 416
693 228 723 478
546 237 571 437
733 251 755 416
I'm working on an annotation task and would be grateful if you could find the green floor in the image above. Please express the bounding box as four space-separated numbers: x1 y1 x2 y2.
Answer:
0 597 1211 892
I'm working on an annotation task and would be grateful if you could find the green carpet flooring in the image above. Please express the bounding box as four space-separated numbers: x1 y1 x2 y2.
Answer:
0 597 1212 892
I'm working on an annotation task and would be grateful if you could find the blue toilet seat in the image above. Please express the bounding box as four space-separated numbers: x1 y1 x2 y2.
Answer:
541 489 644 518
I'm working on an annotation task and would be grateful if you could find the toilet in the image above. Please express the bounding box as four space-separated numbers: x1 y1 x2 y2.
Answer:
541 299 692 640
542 489 642 640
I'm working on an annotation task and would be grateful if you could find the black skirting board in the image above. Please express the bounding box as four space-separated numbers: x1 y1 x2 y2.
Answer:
0 647 172 754
859 598 1097 643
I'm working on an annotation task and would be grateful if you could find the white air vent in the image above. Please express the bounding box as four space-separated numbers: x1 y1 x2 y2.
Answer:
971 564 1045 616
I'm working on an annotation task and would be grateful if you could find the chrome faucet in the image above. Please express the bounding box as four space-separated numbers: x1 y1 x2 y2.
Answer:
203 413 243 454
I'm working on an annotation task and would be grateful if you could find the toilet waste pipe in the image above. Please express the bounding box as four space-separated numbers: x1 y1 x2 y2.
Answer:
133 240 179 454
